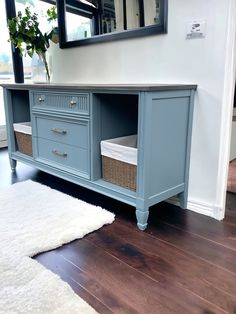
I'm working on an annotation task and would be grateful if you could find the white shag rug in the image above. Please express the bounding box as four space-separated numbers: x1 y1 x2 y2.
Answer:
0 180 115 314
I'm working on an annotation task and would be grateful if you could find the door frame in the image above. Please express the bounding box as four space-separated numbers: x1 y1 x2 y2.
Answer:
215 0 236 220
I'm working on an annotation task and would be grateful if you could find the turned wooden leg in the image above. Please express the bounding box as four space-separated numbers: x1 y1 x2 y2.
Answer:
9 159 17 172
135 207 149 231
179 191 187 209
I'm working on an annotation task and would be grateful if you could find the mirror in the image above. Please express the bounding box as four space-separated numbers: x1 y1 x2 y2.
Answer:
56 0 168 48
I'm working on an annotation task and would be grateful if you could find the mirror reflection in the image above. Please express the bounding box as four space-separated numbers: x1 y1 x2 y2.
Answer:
65 0 161 42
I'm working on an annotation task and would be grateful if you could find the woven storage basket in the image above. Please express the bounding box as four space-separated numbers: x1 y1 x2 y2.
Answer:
101 135 137 191
227 159 236 193
14 122 32 157
102 156 136 191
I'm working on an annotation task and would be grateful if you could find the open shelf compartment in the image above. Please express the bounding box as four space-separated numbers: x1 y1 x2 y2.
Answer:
91 92 139 191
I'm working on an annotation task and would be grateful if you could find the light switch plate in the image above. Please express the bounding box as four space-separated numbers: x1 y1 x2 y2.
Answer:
186 21 206 39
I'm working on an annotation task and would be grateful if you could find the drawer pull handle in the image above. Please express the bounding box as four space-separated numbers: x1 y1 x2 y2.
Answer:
52 149 67 158
69 100 77 107
51 128 67 135
38 97 44 102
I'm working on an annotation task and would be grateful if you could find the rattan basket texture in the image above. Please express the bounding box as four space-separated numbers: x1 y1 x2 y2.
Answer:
101 135 137 191
15 131 32 156
102 156 137 191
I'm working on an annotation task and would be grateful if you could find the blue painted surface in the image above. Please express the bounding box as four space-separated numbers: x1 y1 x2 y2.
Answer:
36 137 90 178
35 116 89 149
31 91 90 115
148 95 189 195
3 85 196 230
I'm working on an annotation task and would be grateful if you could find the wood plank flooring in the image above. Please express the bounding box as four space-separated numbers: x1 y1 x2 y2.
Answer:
1 147 236 313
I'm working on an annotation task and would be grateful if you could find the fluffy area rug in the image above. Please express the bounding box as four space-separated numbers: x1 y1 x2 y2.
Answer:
0 180 115 313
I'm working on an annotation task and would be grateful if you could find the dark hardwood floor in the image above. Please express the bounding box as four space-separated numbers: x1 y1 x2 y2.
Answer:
1 147 236 314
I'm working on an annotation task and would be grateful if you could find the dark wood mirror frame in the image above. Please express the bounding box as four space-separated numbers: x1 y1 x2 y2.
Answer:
56 0 168 49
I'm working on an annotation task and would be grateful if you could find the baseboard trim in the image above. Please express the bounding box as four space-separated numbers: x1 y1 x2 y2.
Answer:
166 197 224 221
187 199 215 218
0 125 7 141
0 140 7 148
0 126 7 148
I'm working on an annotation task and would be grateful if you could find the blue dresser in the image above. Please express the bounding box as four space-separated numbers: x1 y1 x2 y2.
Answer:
2 83 196 230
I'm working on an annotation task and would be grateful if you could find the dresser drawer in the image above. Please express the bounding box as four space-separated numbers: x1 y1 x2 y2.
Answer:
36 138 90 178
31 91 90 115
35 116 89 149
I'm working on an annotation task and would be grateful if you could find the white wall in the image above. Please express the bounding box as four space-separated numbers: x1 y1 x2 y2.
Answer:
48 0 234 218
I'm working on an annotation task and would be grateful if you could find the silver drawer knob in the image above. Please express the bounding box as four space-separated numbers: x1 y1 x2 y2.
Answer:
69 100 77 107
38 97 44 102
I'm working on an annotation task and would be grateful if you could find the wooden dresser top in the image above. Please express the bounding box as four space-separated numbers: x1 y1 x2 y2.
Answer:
0 82 197 91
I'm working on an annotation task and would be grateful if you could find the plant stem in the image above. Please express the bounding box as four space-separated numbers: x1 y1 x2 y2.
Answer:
39 52 50 82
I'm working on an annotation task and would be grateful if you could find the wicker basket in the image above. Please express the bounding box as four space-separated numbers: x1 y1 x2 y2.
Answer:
101 135 137 191
14 122 32 157
102 156 136 191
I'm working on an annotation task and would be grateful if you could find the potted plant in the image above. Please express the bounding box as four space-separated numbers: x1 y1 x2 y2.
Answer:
7 6 57 82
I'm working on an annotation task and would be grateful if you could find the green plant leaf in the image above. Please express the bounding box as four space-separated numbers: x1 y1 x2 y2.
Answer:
7 5 55 81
